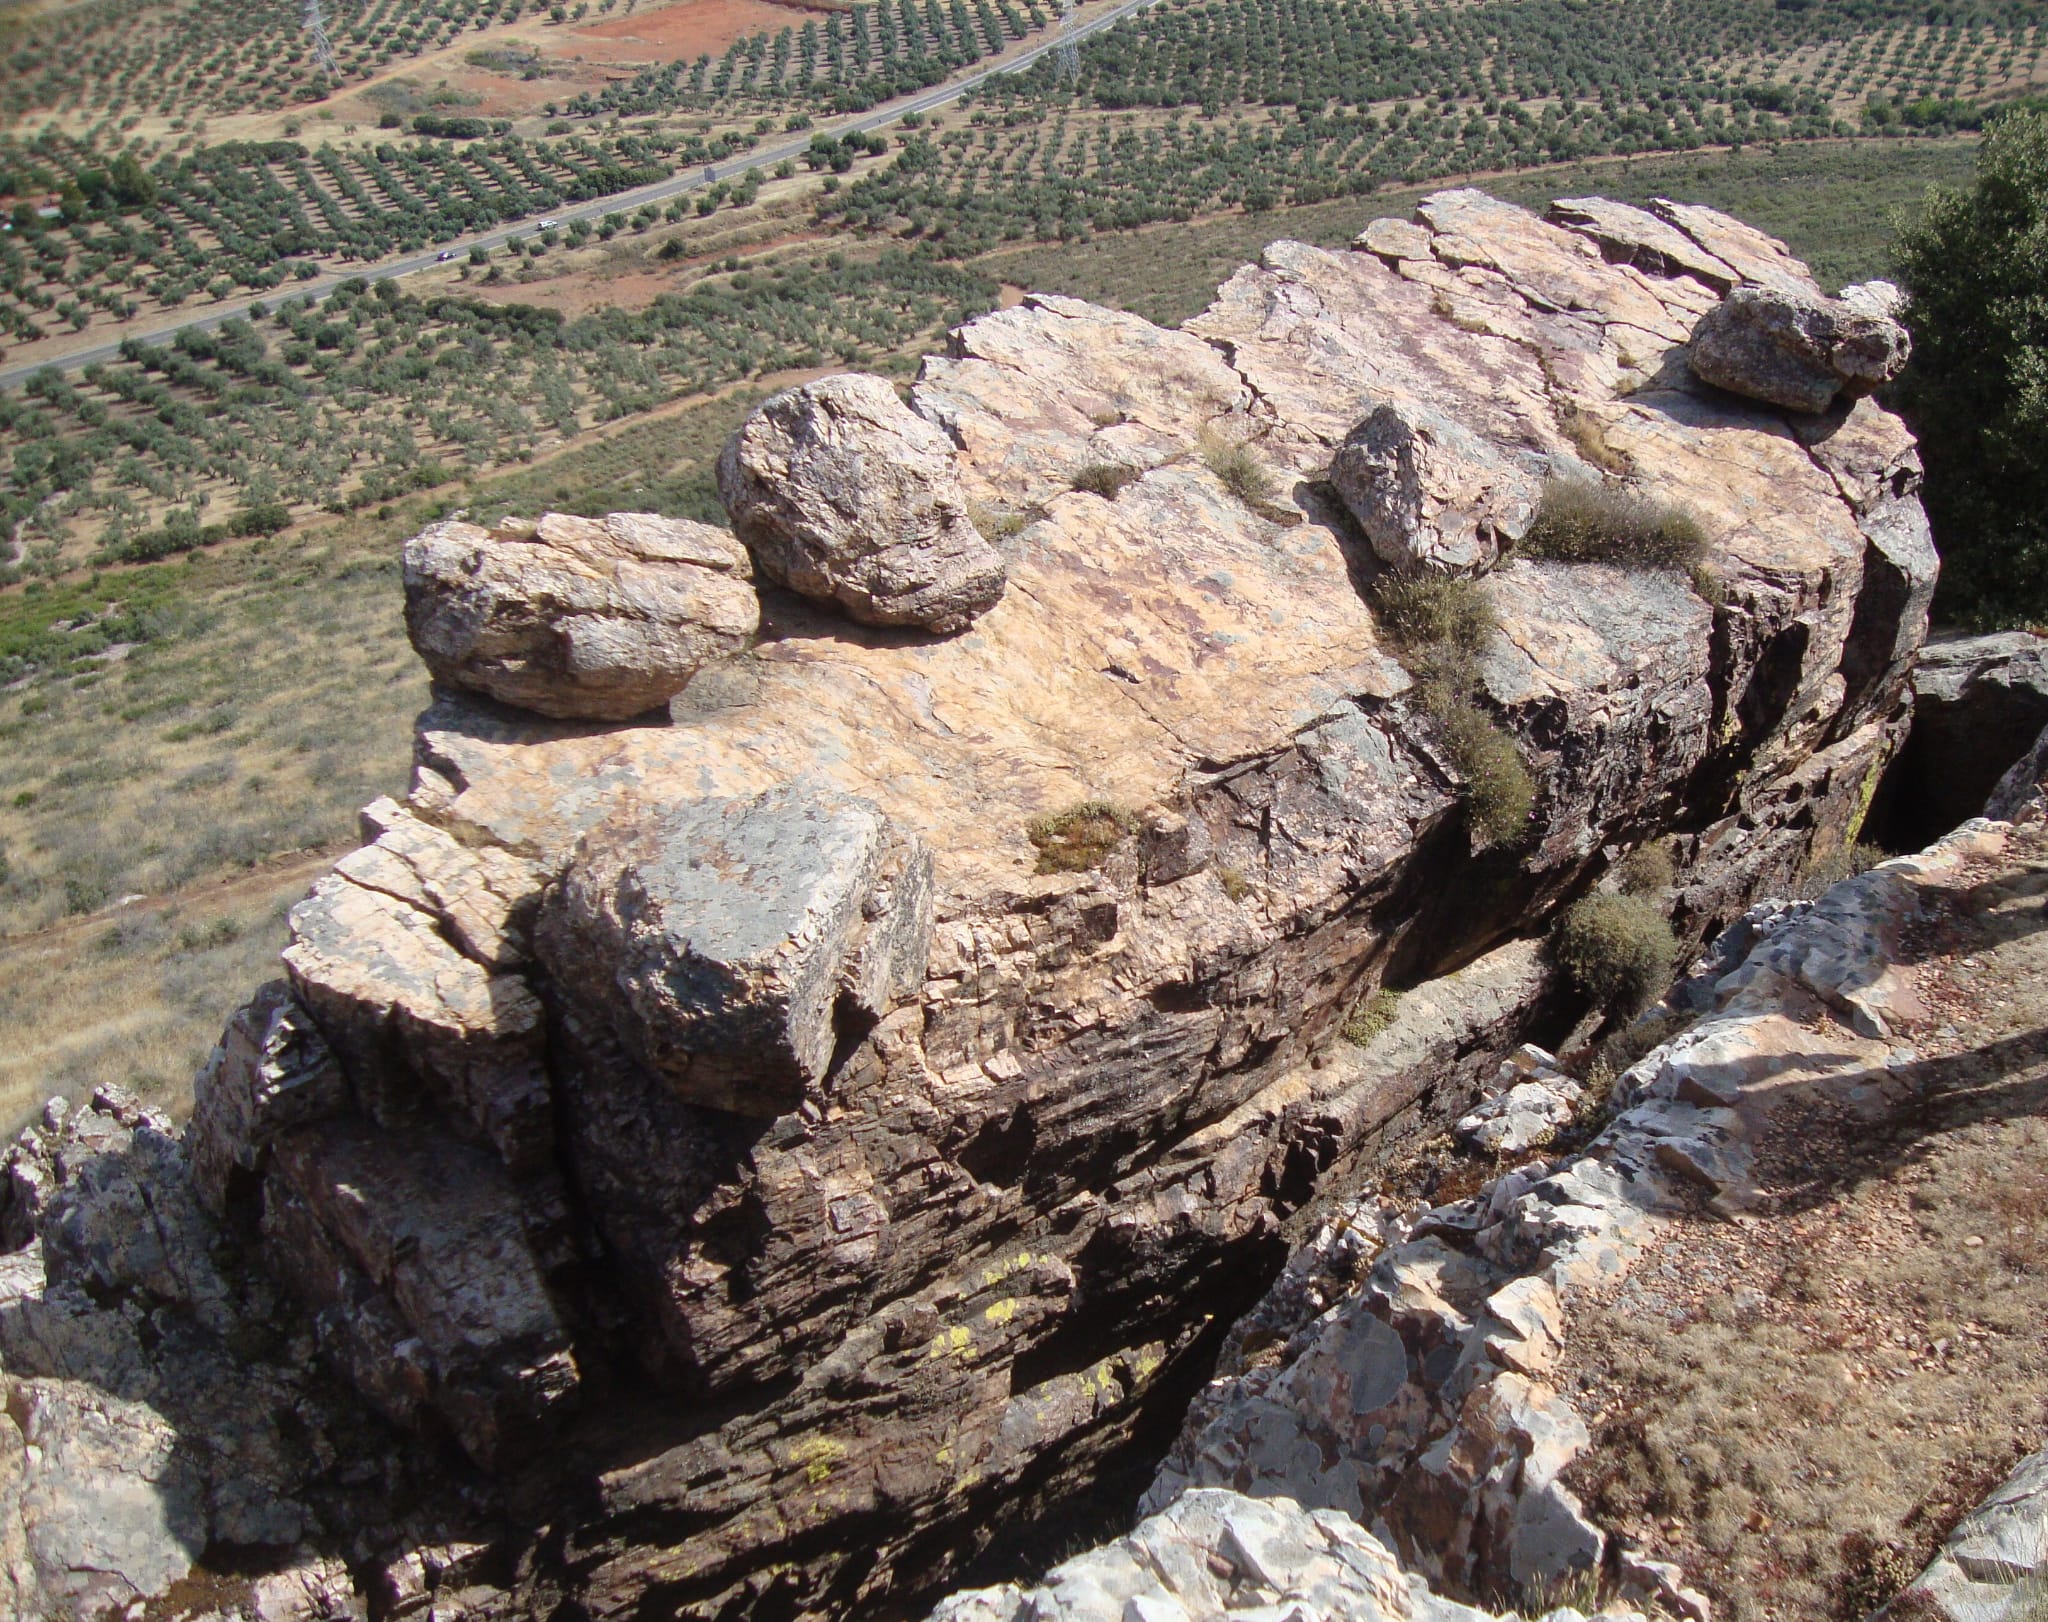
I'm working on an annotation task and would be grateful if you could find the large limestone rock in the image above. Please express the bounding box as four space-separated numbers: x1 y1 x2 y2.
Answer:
717 373 1007 632
536 784 932 1117
403 510 759 719
1330 402 1542 575
2 190 1940 1622
1687 284 1910 413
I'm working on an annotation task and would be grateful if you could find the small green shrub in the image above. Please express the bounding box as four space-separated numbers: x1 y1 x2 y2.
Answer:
1202 437 1276 507
1027 800 1137 873
1070 461 1141 499
1687 561 1727 607
968 500 1032 542
1371 574 1496 671
1216 863 1249 901
1368 572 1531 848
1520 479 1708 569
1341 987 1402 1046
1613 838 1677 896
1553 892 1680 1014
1436 695 1537 849
1555 402 1630 475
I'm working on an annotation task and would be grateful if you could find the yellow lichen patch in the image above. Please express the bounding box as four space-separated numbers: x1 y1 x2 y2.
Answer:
926 1324 975 1360
983 1297 1019 1326
977 1250 1038 1291
790 1436 847 1486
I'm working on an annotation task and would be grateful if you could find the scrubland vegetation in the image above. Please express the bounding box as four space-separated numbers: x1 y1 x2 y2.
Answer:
2 248 990 575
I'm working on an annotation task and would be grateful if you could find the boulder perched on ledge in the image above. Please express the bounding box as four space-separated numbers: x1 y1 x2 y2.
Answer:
1331 401 1544 575
403 510 759 720
1687 284 1910 413
717 372 1007 633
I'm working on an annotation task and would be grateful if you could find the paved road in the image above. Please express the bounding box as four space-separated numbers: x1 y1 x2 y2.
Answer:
0 0 1160 391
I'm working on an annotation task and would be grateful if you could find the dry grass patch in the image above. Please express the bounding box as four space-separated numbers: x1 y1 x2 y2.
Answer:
0 872 313 1130
1069 462 1142 500
1026 801 1137 874
1561 834 2048 1620
1519 479 1709 570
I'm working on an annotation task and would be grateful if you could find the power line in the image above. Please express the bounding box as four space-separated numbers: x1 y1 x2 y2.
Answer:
1057 0 1078 79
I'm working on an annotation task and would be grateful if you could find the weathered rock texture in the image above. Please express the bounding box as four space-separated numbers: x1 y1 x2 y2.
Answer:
930 1486 1646 1622
1874 631 2048 851
403 510 759 718
1888 1443 2048 1621
717 372 1008 631
0 190 1937 1621
1126 823 2004 1610
1687 284 1911 414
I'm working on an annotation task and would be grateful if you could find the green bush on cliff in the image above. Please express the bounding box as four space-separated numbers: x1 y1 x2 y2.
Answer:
1519 480 1708 570
1553 893 1680 1015
1894 108 2048 629
1026 800 1137 873
1201 436 1277 507
1370 573 1536 850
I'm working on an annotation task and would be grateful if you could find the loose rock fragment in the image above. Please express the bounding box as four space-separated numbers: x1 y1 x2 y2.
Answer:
717 373 1007 632
403 510 758 720
1687 285 1910 413
1331 402 1540 575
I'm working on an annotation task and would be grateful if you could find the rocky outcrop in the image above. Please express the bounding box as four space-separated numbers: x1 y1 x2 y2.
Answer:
535 783 932 1117
1875 632 2048 849
403 510 759 719
1127 823 2004 1610
0 189 1938 1621
717 372 1008 632
1886 1444 2048 1621
930 1487 1647 1622
1687 285 1911 414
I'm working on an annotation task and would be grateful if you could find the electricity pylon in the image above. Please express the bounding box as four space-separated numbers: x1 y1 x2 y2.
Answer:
305 0 340 79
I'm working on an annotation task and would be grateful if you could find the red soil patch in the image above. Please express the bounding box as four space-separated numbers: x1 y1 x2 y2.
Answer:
573 0 839 64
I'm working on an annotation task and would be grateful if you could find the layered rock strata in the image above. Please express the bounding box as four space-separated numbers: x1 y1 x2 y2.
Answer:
1124 823 2005 1611
1 190 1937 1620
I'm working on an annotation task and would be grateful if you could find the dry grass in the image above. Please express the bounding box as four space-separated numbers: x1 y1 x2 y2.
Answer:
1519 479 1710 570
1069 462 1142 500
0 544 424 936
0 874 313 1130
1026 801 1137 874
1200 435 1277 509
1562 835 2048 1620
